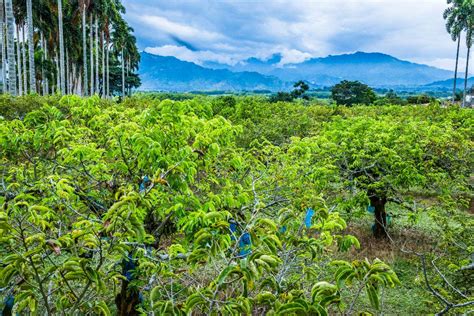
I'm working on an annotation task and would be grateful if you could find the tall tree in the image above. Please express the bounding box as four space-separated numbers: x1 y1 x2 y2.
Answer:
26 0 35 93
58 0 65 94
444 0 467 102
463 18 472 107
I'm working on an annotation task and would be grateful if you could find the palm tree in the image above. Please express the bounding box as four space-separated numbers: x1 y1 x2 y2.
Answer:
462 9 473 107
444 0 466 102
0 0 140 97
26 0 35 93
58 0 65 94
5 0 15 95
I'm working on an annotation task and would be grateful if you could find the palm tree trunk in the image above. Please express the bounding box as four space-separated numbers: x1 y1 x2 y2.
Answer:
26 0 35 93
121 48 125 98
0 0 6 93
40 32 45 95
452 36 461 102
58 0 65 94
55 51 59 93
4 0 15 95
16 24 22 96
66 49 70 94
82 4 87 96
127 58 131 96
22 25 27 94
89 14 93 95
43 34 49 94
101 30 105 97
95 17 99 94
106 34 109 98
463 45 471 108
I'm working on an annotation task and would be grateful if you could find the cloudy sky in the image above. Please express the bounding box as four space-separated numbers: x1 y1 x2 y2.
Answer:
122 0 470 71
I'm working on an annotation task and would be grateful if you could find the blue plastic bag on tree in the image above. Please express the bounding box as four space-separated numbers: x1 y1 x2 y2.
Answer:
139 175 150 193
229 219 238 241
305 208 315 228
238 232 252 257
123 254 136 282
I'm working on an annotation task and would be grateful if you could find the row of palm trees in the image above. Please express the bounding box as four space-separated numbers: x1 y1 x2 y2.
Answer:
444 0 473 107
0 0 140 97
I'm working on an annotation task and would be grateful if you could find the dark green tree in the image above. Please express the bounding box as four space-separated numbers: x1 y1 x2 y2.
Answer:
291 80 310 100
269 80 310 103
331 80 376 106
374 89 406 105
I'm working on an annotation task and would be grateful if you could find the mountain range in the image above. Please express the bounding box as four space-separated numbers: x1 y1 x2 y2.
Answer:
423 77 473 88
138 51 458 92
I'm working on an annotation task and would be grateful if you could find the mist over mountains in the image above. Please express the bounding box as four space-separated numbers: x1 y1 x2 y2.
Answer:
139 51 456 92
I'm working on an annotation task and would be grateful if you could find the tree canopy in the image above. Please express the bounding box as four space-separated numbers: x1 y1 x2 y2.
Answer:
331 80 377 106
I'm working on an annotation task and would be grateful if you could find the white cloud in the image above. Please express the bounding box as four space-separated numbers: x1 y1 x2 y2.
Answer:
139 15 223 43
123 0 470 72
145 45 240 65
277 48 312 66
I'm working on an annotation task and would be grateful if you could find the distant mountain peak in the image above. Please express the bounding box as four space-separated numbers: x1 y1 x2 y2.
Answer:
139 51 454 91
304 51 399 65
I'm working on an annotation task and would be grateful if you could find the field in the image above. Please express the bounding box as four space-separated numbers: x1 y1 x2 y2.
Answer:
0 94 473 315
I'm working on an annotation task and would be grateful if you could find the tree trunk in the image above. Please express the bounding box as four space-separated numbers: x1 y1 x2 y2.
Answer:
66 49 69 94
369 194 388 238
16 24 22 96
101 30 105 97
452 35 461 103
55 51 59 93
40 32 44 95
82 4 87 96
115 280 140 316
463 45 470 108
106 33 109 98
0 0 6 93
115 258 140 316
126 58 129 96
95 17 99 95
121 48 125 98
21 25 27 95
43 33 48 94
89 14 93 95
26 0 35 93
4 0 15 95
58 0 65 94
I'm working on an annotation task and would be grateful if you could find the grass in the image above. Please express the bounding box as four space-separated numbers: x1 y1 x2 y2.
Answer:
336 210 445 315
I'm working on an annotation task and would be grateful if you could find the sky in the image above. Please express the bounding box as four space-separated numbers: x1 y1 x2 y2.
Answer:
122 0 471 71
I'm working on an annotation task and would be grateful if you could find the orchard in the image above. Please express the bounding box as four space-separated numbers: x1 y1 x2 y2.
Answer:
0 95 472 315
